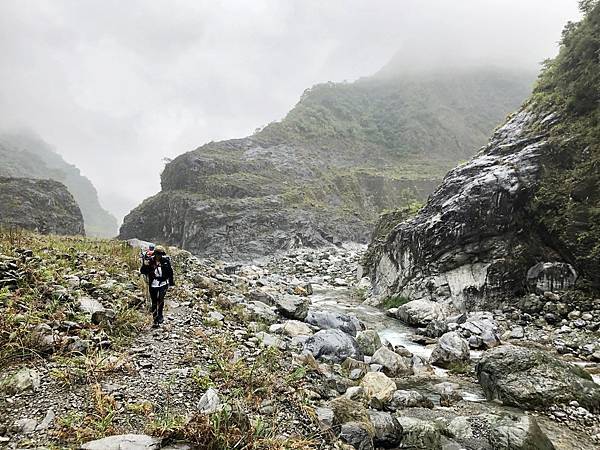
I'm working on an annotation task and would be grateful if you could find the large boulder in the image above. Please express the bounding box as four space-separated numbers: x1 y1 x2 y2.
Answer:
396 417 441 450
395 300 445 327
489 415 555 450
273 294 310 320
80 434 161 450
368 411 402 447
476 345 600 411
387 390 434 410
241 301 278 324
360 372 396 404
356 330 382 357
429 332 470 369
305 310 362 336
303 329 362 363
371 347 413 377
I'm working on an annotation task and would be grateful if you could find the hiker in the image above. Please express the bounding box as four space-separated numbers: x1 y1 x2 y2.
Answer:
140 245 175 328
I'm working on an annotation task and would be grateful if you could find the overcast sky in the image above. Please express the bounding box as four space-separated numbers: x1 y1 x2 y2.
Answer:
0 0 582 223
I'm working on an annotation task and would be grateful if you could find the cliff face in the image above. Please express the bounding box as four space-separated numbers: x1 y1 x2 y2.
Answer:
0 177 85 236
0 133 118 237
365 4 600 308
120 69 534 261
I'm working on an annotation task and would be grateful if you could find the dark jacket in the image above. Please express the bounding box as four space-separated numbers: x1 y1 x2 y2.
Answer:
141 256 175 287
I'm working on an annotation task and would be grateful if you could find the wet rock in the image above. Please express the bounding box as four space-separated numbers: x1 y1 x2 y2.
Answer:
489 415 555 450
371 347 413 377
395 299 445 327
360 372 396 404
340 421 374 450
368 410 402 447
356 330 382 357
302 329 362 363
387 390 434 409
80 434 162 450
476 345 600 411
305 310 362 336
397 416 441 450
1 368 40 394
429 332 470 369
273 294 309 320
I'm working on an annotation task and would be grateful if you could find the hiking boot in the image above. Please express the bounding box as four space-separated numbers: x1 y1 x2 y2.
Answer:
152 322 160 329
158 317 164 324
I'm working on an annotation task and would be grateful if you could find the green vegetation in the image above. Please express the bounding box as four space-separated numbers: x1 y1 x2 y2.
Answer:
381 294 411 310
0 227 146 367
528 1 600 289
257 70 534 160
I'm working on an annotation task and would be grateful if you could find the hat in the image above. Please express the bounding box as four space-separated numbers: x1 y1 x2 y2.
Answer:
154 245 166 255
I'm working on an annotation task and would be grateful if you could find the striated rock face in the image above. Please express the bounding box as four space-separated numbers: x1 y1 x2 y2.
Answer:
366 109 564 310
120 69 533 260
0 177 85 235
365 4 600 307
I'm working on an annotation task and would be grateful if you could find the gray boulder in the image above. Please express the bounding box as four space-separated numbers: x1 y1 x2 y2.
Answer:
387 390 434 410
371 347 413 377
476 345 600 412
397 417 441 450
274 294 309 320
340 421 374 450
356 330 382 356
80 434 161 450
303 329 362 363
395 299 445 327
430 332 470 369
242 301 278 324
368 411 402 447
305 310 362 336
489 415 555 450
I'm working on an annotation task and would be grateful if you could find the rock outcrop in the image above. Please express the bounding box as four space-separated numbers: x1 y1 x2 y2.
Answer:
365 4 600 307
0 177 85 235
0 132 117 237
120 69 533 260
476 345 600 412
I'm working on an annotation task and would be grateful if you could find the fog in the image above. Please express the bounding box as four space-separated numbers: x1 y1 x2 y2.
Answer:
0 0 582 223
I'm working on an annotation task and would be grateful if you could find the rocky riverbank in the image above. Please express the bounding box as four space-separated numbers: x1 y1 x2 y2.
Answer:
1 234 599 449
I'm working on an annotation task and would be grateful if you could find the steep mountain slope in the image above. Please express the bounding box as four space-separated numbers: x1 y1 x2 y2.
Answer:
365 3 600 309
120 68 535 260
0 177 84 235
0 133 118 237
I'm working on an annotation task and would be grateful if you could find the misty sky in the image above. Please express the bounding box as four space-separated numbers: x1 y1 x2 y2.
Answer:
0 0 582 223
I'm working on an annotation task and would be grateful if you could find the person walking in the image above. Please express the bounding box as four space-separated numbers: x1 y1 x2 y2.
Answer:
140 245 175 328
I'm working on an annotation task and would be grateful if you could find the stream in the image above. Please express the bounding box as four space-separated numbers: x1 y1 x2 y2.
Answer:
310 285 489 403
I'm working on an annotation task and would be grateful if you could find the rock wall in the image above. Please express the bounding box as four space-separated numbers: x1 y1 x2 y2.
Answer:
0 177 85 236
120 69 534 260
365 108 572 310
364 3 600 308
